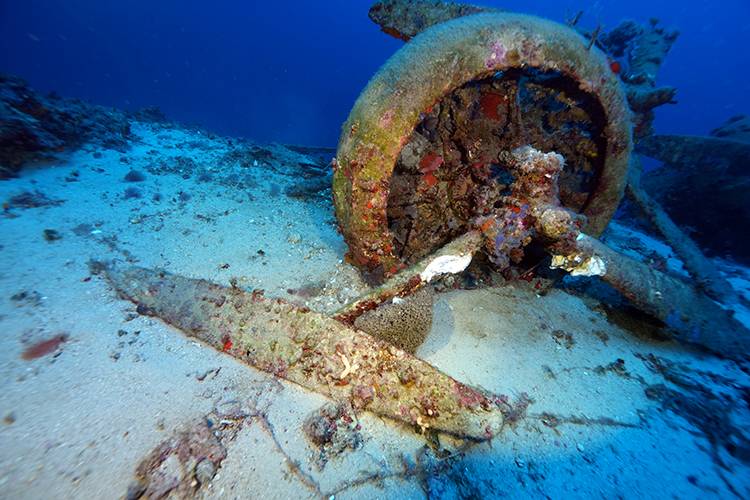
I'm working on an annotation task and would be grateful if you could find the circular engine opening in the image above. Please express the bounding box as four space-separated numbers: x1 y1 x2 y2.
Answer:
386 68 609 265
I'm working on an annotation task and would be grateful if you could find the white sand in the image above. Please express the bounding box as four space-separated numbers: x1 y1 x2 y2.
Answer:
1 121 748 499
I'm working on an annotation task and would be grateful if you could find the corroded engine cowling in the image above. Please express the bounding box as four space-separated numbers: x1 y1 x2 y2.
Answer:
333 13 632 283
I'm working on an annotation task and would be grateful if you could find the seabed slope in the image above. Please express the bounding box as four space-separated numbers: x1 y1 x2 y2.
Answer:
1 121 748 499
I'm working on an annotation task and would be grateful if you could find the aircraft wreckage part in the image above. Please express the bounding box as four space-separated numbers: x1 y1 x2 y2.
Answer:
600 19 678 139
98 264 506 440
333 12 632 282
637 134 750 264
475 146 750 359
636 134 750 166
555 234 750 360
333 230 481 325
368 0 497 41
626 160 739 306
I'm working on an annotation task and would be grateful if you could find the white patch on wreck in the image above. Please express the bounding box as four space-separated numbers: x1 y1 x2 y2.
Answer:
420 253 473 282
550 254 607 277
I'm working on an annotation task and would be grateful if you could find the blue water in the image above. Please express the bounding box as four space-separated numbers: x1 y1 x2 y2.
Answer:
1 0 748 146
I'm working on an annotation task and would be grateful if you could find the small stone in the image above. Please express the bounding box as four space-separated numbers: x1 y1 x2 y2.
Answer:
43 229 62 242
123 187 142 199
194 458 216 485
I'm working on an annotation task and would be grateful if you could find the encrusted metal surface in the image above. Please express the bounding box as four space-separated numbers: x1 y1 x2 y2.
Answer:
99 263 509 440
333 13 632 282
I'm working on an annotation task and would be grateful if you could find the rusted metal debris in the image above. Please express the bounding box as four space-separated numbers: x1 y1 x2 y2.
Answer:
368 0 496 41
637 133 750 265
554 234 750 359
637 133 750 166
333 230 481 324
367 2 678 142
626 158 740 305
94 10 748 468
341 141 749 359
333 11 631 283
597 19 679 139
462 146 749 359
96 262 510 441
481 148 749 358
332 2 750 358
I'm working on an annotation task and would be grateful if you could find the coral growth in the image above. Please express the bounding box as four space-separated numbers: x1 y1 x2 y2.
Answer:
596 19 679 138
353 286 435 353
0 74 137 178
303 402 362 470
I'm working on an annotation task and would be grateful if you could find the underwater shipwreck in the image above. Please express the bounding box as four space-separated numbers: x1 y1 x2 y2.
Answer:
1 1 750 498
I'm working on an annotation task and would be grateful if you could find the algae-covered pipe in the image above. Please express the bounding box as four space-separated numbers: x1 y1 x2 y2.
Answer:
553 235 750 359
96 263 506 440
626 159 740 306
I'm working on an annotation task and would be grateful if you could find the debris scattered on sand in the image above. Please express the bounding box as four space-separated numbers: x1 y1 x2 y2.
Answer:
3 190 64 210
123 187 142 200
21 333 68 360
551 329 575 349
10 290 43 307
303 402 362 470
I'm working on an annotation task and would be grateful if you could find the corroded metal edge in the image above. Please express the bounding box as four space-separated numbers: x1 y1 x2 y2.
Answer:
333 12 632 280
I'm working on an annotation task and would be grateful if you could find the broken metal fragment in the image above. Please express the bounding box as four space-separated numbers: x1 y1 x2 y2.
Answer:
597 18 679 138
710 114 750 143
368 0 496 41
637 134 750 166
97 263 506 440
483 147 749 358
460 145 749 359
333 230 481 324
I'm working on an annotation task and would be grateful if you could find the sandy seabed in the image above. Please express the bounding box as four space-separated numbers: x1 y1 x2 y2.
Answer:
1 120 749 499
